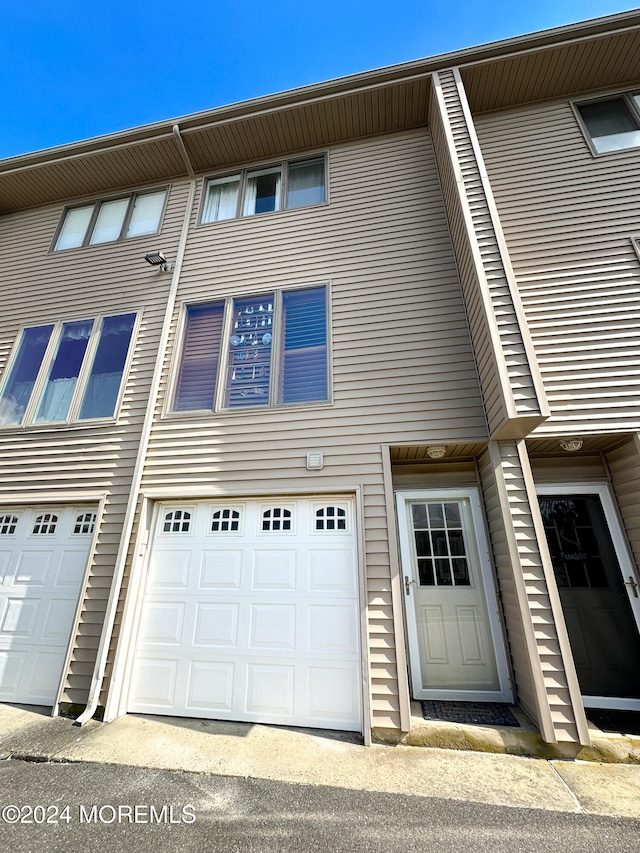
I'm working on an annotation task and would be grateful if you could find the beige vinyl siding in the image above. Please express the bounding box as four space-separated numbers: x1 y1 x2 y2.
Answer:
606 435 640 576
136 130 487 729
430 70 546 439
478 441 588 743
475 97 640 435
529 454 607 484
0 179 191 704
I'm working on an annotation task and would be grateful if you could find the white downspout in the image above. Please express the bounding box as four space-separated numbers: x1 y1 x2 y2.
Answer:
75 126 196 725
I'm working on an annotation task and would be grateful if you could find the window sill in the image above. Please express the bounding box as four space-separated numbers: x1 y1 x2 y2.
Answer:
161 400 333 421
0 418 120 434
196 199 329 229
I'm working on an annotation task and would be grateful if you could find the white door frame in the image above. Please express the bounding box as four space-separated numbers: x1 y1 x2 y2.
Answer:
396 488 512 702
536 482 640 711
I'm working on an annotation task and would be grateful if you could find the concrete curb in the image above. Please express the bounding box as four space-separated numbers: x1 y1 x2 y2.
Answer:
373 721 640 764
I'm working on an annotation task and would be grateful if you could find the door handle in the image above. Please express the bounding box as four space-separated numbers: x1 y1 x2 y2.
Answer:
625 576 639 598
405 575 417 595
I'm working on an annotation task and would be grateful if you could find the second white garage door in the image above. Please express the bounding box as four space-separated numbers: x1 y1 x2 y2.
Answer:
0 506 95 705
128 497 362 731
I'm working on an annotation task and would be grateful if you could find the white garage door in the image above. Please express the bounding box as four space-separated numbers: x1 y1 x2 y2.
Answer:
0 506 95 705
128 498 362 731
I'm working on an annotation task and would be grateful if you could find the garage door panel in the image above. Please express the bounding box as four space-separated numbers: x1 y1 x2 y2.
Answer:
308 549 357 591
138 601 185 645
186 660 234 711
308 665 360 722
194 602 239 647
200 551 242 589
28 651 64 701
252 550 297 590
40 599 78 642
249 603 296 650
309 604 359 653
147 549 192 590
15 551 53 585
54 550 91 587
246 663 295 716
129 657 179 709
1 597 39 637
129 497 362 732
0 650 27 699
0 552 11 582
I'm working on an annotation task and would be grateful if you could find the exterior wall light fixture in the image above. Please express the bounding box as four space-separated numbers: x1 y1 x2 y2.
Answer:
559 438 583 452
426 445 447 459
144 251 171 272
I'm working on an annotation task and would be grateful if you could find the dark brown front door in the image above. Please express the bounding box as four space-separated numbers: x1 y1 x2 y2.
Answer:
539 493 640 701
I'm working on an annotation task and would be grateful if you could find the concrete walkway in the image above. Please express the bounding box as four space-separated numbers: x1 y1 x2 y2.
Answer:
1 703 639 820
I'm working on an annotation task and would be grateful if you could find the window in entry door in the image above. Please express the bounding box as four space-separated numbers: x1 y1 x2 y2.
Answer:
411 501 471 587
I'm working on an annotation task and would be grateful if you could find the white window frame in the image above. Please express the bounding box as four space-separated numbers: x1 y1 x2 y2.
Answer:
51 187 168 252
536 481 640 711
166 283 331 416
199 155 327 225
0 311 140 429
573 90 640 157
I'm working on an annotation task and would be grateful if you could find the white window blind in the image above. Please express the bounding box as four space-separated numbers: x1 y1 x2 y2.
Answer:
55 205 94 250
173 303 225 411
126 191 166 237
89 198 129 244
279 287 327 404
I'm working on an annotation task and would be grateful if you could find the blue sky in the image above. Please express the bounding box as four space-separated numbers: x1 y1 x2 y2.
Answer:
0 1 636 159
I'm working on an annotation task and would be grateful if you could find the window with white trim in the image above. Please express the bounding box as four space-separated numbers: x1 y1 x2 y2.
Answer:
0 514 19 535
211 508 241 532
262 508 292 531
33 513 58 535
0 313 136 427
171 286 328 412
315 506 347 531
201 157 325 223
410 501 471 587
53 189 167 251
162 509 192 533
576 92 640 154
74 512 97 534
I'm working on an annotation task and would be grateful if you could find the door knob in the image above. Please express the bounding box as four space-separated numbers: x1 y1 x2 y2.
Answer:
405 575 417 595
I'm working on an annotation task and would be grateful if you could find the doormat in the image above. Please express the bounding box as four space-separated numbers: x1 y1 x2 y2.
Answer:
585 709 640 736
420 701 520 727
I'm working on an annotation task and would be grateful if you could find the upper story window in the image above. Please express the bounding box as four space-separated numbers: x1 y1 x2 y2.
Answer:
576 92 640 154
0 312 136 427
53 188 167 251
171 286 328 413
201 157 325 224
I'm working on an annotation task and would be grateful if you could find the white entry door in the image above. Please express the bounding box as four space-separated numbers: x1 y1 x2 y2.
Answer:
397 489 511 701
0 506 95 705
128 497 362 731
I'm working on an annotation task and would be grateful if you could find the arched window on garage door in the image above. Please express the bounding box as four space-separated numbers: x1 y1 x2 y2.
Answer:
0 515 19 535
162 509 192 533
32 513 58 534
